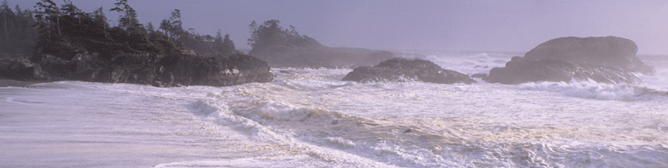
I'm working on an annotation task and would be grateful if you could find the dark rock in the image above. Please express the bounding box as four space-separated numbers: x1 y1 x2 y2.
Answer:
484 36 653 84
485 57 641 84
158 54 275 86
524 36 654 75
0 58 45 80
470 73 488 78
342 58 474 84
0 53 275 87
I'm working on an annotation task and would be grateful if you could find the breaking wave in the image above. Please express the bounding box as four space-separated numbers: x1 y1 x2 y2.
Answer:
516 80 668 101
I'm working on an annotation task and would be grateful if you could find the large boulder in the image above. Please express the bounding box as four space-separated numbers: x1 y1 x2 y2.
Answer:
342 58 474 84
484 36 654 84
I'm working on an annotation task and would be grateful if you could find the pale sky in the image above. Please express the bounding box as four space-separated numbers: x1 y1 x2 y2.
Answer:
10 0 668 54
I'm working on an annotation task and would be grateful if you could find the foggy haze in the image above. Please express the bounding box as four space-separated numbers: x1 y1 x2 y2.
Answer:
4 1 668 167
11 0 668 54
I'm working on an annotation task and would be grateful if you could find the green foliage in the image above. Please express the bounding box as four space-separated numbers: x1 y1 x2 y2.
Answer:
0 0 239 61
110 0 140 30
157 9 237 56
177 29 237 56
246 19 394 68
247 19 321 50
30 0 184 60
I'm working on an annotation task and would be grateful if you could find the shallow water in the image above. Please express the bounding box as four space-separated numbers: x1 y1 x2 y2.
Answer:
1 52 667 167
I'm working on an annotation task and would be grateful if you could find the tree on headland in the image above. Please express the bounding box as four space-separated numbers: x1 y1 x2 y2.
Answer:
33 0 57 43
31 0 181 60
156 9 237 56
247 19 321 50
92 7 108 39
34 0 59 37
110 0 139 30
2 1 8 44
220 32 235 52
0 0 274 87
0 0 239 59
60 0 84 31
246 19 394 68
158 9 184 41
169 9 182 39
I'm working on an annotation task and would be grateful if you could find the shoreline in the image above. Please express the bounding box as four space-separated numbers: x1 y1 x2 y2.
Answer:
0 79 49 87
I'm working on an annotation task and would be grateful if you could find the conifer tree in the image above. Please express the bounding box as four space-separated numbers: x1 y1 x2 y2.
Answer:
110 0 139 30
2 1 9 45
92 7 108 39
34 0 58 42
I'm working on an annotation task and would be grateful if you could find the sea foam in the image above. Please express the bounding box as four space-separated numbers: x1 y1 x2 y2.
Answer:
516 80 668 101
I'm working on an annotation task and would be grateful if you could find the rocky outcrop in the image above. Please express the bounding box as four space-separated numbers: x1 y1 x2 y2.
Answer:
0 53 275 87
156 54 275 86
484 36 654 84
342 58 474 84
251 45 395 68
0 58 46 80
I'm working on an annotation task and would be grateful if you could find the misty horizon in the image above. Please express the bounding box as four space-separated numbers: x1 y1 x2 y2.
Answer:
11 0 668 55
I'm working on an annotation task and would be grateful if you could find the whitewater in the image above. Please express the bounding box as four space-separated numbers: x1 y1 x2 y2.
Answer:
1 51 667 167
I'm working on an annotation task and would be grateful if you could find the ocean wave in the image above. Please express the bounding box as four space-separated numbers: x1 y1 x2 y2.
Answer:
419 52 512 75
191 88 481 167
190 97 403 167
190 96 668 167
182 63 668 167
516 80 668 101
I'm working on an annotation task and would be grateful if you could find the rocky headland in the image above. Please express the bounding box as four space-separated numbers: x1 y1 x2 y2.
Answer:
484 36 655 84
247 20 394 68
0 1 275 87
0 53 274 87
342 58 474 84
